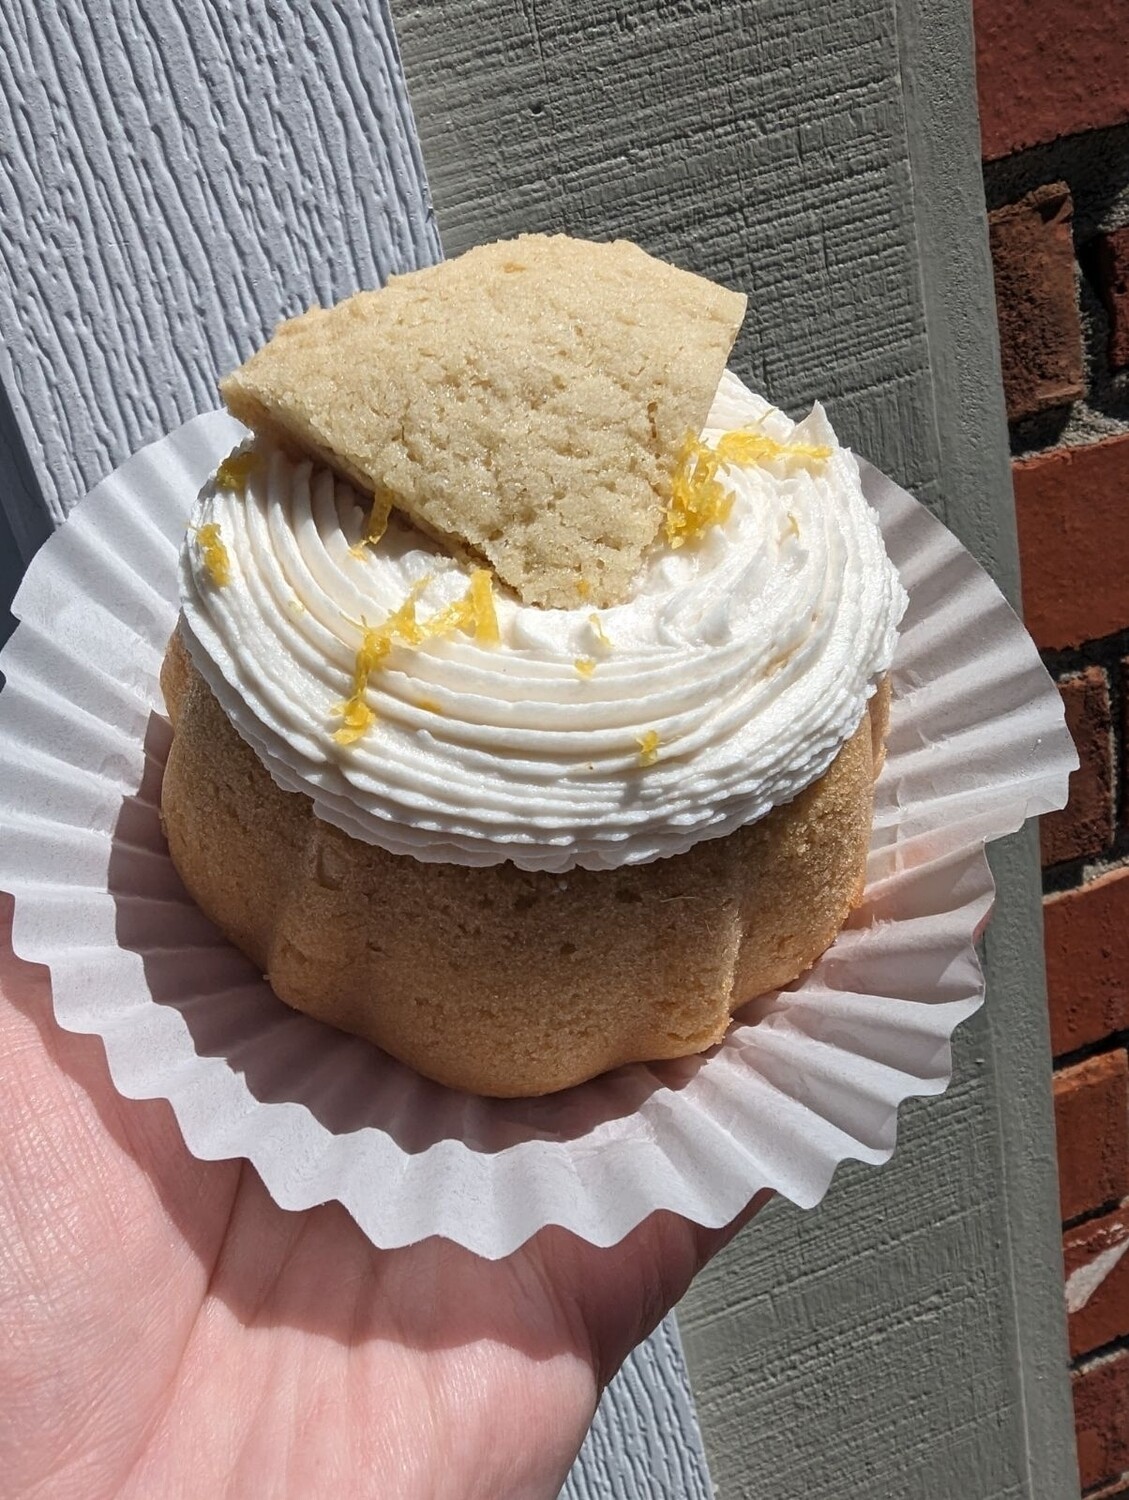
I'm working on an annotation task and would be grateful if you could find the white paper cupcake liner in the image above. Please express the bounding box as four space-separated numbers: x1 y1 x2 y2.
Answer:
0 414 1075 1259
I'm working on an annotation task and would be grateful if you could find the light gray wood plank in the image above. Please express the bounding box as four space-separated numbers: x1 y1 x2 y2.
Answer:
895 0 1078 1489
0 4 710 1494
391 1 1078 1496
0 0 439 527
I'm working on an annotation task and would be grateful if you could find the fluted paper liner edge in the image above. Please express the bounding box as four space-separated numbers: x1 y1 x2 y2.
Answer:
0 413 1076 1259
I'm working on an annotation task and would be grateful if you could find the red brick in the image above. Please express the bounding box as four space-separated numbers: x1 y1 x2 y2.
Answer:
974 0 1129 161
1053 1049 1129 1223
1074 1347 1129 1492
1096 229 1129 371
1013 435 1129 650
1065 1199 1129 1359
988 185 1084 423
1045 869 1129 1056
1123 660 1129 830
1040 668 1114 866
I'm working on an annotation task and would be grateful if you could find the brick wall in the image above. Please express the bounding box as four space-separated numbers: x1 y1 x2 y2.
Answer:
975 2 1129 1491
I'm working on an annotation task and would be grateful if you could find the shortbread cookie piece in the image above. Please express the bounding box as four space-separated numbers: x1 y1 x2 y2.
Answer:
221 235 746 607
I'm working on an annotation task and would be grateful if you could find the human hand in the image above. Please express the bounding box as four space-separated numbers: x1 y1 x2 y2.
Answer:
0 895 761 1500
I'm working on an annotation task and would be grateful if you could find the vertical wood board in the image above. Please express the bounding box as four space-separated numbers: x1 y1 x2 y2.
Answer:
0 0 439 525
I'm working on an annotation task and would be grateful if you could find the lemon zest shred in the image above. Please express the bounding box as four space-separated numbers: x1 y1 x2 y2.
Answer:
194 522 231 587
414 568 499 644
664 435 734 549
381 579 430 649
469 569 500 645
332 698 376 745
574 656 596 679
331 626 391 744
587 612 613 651
349 491 394 560
421 599 466 638
332 578 431 743
214 449 260 493
664 427 832 550
636 729 661 767
365 489 393 546
576 578 591 601
332 571 500 747
416 696 443 715
714 430 831 467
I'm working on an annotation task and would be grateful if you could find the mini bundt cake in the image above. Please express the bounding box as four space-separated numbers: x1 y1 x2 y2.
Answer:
161 234 906 1096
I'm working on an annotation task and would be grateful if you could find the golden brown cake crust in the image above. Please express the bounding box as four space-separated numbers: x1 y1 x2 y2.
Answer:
160 633 882 1097
220 235 746 609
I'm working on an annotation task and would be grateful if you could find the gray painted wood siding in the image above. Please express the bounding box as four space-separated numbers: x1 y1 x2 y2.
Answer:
0 0 438 526
391 1 1080 1495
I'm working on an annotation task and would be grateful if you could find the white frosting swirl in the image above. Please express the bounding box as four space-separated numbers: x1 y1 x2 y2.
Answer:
179 372 906 872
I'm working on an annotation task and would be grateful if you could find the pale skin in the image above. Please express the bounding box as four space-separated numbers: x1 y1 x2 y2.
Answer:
0 896 763 1500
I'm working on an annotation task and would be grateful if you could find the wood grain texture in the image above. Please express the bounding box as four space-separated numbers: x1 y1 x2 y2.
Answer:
0 0 439 526
392 1 1078 1496
683 1048 1033 1499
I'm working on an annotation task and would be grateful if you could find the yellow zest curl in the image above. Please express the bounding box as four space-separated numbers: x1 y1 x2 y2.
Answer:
587 612 612 651
332 628 389 745
574 657 596 679
380 580 429 648
332 578 430 744
420 568 498 642
664 426 832 549
333 697 376 746
469 569 500 645
664 435 734 549
214 449 260 494
194 522 231 587
351 489 395 559
714 430 832 467
332 571 501 746
365 489 393 546
636 729 661 767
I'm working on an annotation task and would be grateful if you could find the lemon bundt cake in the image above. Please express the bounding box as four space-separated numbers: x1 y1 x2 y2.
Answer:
160 235 906 1096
